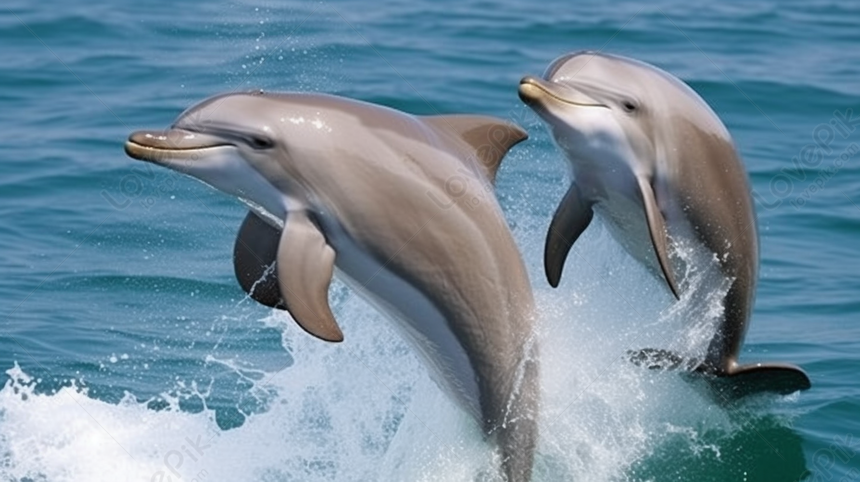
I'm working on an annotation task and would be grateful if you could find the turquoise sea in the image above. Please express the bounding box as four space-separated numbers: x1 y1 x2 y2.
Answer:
2 0 859 480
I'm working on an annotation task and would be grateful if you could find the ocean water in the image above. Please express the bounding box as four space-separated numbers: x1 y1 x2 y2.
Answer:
1 0 859 480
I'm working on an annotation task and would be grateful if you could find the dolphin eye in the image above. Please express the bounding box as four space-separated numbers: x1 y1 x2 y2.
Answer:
247 135 274 149
621 100 638 113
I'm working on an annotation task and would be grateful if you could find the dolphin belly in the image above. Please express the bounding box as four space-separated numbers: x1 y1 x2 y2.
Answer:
598 197 653 263
593 174 696 287
317 212 483 422
586 171 664 278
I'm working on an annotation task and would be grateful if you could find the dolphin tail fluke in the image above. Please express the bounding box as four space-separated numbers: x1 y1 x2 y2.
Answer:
705 363 811 400
627 348 700 371
627 348 811 401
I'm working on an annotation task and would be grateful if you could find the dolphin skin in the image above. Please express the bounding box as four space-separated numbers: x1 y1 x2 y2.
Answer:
125 90 539 481
519 51 810 399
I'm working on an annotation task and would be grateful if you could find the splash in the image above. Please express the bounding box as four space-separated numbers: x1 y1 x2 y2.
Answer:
0 211 797 482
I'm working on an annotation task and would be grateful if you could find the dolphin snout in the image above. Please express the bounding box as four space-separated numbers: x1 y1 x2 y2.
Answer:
125 128 232 163
517 76 548 105
518 76 606 109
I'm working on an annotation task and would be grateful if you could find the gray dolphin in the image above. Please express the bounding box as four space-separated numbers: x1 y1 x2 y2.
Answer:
125 91 539 481
518 51 810 398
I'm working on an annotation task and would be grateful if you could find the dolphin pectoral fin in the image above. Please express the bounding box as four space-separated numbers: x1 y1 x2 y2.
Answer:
277 211 344 343
545 182 593 288
233 211 285 310
637 177 681 300
706 363 812 400
422 115 528 184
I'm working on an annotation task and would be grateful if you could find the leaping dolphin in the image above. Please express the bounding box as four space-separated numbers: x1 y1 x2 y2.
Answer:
518 51 810 399
125 91 539 481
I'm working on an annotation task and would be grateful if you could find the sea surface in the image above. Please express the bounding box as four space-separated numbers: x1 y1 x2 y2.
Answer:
1 0 859 480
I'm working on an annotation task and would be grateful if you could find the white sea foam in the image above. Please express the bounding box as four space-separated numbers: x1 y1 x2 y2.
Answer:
0 213 748 482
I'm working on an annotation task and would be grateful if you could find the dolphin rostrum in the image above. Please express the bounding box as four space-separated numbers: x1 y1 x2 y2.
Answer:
518 51 810 399
125 91 539 481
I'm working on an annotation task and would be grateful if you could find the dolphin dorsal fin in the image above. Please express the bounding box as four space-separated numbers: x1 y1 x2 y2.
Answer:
423 115 528 184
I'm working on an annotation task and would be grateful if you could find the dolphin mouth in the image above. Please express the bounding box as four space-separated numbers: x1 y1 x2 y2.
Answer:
518 76 608 109
124 128 234 163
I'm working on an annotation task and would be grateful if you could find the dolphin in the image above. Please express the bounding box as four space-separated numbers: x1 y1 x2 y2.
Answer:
518 51 810 399
124 91 539 481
